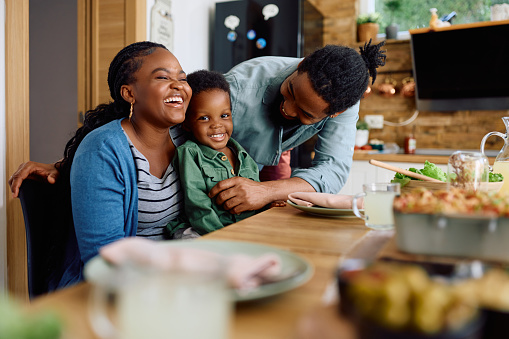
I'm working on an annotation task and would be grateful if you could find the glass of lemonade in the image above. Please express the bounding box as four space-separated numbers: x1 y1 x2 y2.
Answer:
89 257 232 339
352 183 401 230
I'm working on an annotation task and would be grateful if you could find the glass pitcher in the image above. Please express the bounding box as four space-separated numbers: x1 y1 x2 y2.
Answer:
480 116 509 193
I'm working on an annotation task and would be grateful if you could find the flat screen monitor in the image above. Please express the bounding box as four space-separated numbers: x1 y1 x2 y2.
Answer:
410 21 509 111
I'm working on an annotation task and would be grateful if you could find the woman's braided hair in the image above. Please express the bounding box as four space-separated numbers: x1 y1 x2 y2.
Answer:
58 41 167 182
298 40 386 115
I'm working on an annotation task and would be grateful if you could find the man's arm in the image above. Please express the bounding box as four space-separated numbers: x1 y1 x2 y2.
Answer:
291 102 359 194
9 161 60 198
208 176 315 214
209 103 359 214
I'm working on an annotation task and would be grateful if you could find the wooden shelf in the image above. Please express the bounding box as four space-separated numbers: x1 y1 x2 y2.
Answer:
409 19 509 35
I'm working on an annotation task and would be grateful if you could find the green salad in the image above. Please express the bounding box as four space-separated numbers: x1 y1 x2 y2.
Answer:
490 172 504 182
391 160 504 186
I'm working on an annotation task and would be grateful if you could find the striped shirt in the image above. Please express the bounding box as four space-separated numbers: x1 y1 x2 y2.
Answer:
123 124 187 240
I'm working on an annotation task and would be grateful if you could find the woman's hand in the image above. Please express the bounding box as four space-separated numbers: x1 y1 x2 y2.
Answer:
208 177 272 214
9 161 60 198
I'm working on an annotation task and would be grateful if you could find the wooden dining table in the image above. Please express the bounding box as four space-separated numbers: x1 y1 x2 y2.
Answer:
27 204 395 339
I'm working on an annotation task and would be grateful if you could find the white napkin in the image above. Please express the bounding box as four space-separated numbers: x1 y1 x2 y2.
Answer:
288 192 364 209
99 237 282 291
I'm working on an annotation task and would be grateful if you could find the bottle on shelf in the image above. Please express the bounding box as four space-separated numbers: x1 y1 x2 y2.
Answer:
404 127 416 154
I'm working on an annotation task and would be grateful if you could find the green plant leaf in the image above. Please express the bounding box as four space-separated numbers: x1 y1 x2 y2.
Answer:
357 12 382 25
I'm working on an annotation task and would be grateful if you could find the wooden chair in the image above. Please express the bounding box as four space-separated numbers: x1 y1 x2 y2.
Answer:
18 179 81 299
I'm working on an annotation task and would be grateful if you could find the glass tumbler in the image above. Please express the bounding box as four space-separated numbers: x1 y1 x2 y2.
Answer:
447 151 489 191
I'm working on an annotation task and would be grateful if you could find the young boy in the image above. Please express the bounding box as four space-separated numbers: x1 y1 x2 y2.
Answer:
168 70 260 239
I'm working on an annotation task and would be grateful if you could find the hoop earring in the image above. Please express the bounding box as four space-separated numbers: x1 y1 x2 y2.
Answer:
129 102 134 120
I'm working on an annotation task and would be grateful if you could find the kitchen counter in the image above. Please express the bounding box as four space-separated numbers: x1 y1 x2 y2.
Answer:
353 150 497 165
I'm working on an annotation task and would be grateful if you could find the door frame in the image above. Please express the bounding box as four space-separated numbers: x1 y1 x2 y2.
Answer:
77 0 146 119
5 0 30 300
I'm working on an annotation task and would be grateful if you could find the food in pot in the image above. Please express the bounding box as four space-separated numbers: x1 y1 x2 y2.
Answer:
393 187 509 217
455 268 509 312
342 262 478 334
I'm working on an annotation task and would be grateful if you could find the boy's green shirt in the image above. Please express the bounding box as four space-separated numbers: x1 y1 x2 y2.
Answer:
167 138 260 236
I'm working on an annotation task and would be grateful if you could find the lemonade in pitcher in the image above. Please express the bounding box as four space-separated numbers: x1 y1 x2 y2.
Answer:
481 117 509 195
493 161 509 194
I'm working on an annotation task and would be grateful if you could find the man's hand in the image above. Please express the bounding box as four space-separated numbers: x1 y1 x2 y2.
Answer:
9 161 60 198
208 177 272 214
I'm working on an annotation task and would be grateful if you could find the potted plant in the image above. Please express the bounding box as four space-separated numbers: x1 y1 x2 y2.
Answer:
357 13 381 42
384 0 402 40
355 120 370 147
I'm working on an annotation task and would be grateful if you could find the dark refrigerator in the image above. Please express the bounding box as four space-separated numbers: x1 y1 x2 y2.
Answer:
212 0 323 74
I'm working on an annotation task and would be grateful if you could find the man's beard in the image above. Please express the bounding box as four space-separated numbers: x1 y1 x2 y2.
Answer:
270 94 300 129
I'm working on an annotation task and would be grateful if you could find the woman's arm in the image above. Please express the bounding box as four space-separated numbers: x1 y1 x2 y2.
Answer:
70 142 135 264
9 161 60 198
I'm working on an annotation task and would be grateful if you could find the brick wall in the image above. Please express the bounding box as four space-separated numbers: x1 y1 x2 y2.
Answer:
305 0 358 48
358 40 508 152
301 0 508 152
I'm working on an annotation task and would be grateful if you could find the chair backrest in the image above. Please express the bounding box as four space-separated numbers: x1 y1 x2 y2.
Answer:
18 179 82 299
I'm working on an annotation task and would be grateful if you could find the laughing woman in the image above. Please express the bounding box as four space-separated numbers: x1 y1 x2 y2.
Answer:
58 41 191 281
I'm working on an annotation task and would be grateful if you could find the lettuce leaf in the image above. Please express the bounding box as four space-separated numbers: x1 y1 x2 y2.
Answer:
489 172 504 182
420 160 447 182
391 160 447 185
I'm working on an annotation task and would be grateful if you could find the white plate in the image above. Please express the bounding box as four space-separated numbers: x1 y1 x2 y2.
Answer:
287 200 362 218
84 239 313 302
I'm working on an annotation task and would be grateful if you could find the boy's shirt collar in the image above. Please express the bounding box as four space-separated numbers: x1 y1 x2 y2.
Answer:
193 137 249 161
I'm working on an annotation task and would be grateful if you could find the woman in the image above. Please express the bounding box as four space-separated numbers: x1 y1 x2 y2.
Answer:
59 41 191 276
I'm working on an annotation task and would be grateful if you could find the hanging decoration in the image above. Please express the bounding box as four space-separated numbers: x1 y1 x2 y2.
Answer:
262 4 279 20
247 29 256 40
224 15 240 42
150 0 174 52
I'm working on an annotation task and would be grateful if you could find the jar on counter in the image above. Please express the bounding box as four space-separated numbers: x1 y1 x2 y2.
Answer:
404 134 416 154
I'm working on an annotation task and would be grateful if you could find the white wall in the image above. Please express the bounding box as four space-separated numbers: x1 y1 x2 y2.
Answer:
0 0 7 292
146 0 235 72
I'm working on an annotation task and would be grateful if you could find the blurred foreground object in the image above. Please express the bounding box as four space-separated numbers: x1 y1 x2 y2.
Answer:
339 262 480 337
0 296 62 339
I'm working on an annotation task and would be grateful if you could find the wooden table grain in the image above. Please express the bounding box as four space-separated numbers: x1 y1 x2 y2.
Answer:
27 205 376 339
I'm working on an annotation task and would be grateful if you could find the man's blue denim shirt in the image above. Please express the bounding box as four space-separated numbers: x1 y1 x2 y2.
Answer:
225 56 359 194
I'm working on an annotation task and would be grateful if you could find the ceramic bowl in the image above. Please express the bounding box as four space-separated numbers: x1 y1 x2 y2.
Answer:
336 261 484 339
482 308 509 339
356 315 484 339
394 212 509 262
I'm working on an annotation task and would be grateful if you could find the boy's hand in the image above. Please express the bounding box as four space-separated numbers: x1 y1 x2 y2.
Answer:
9 161 60 198
208 177 271 214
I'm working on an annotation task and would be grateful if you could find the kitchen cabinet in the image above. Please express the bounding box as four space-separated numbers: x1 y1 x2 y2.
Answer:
339 160 448 195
